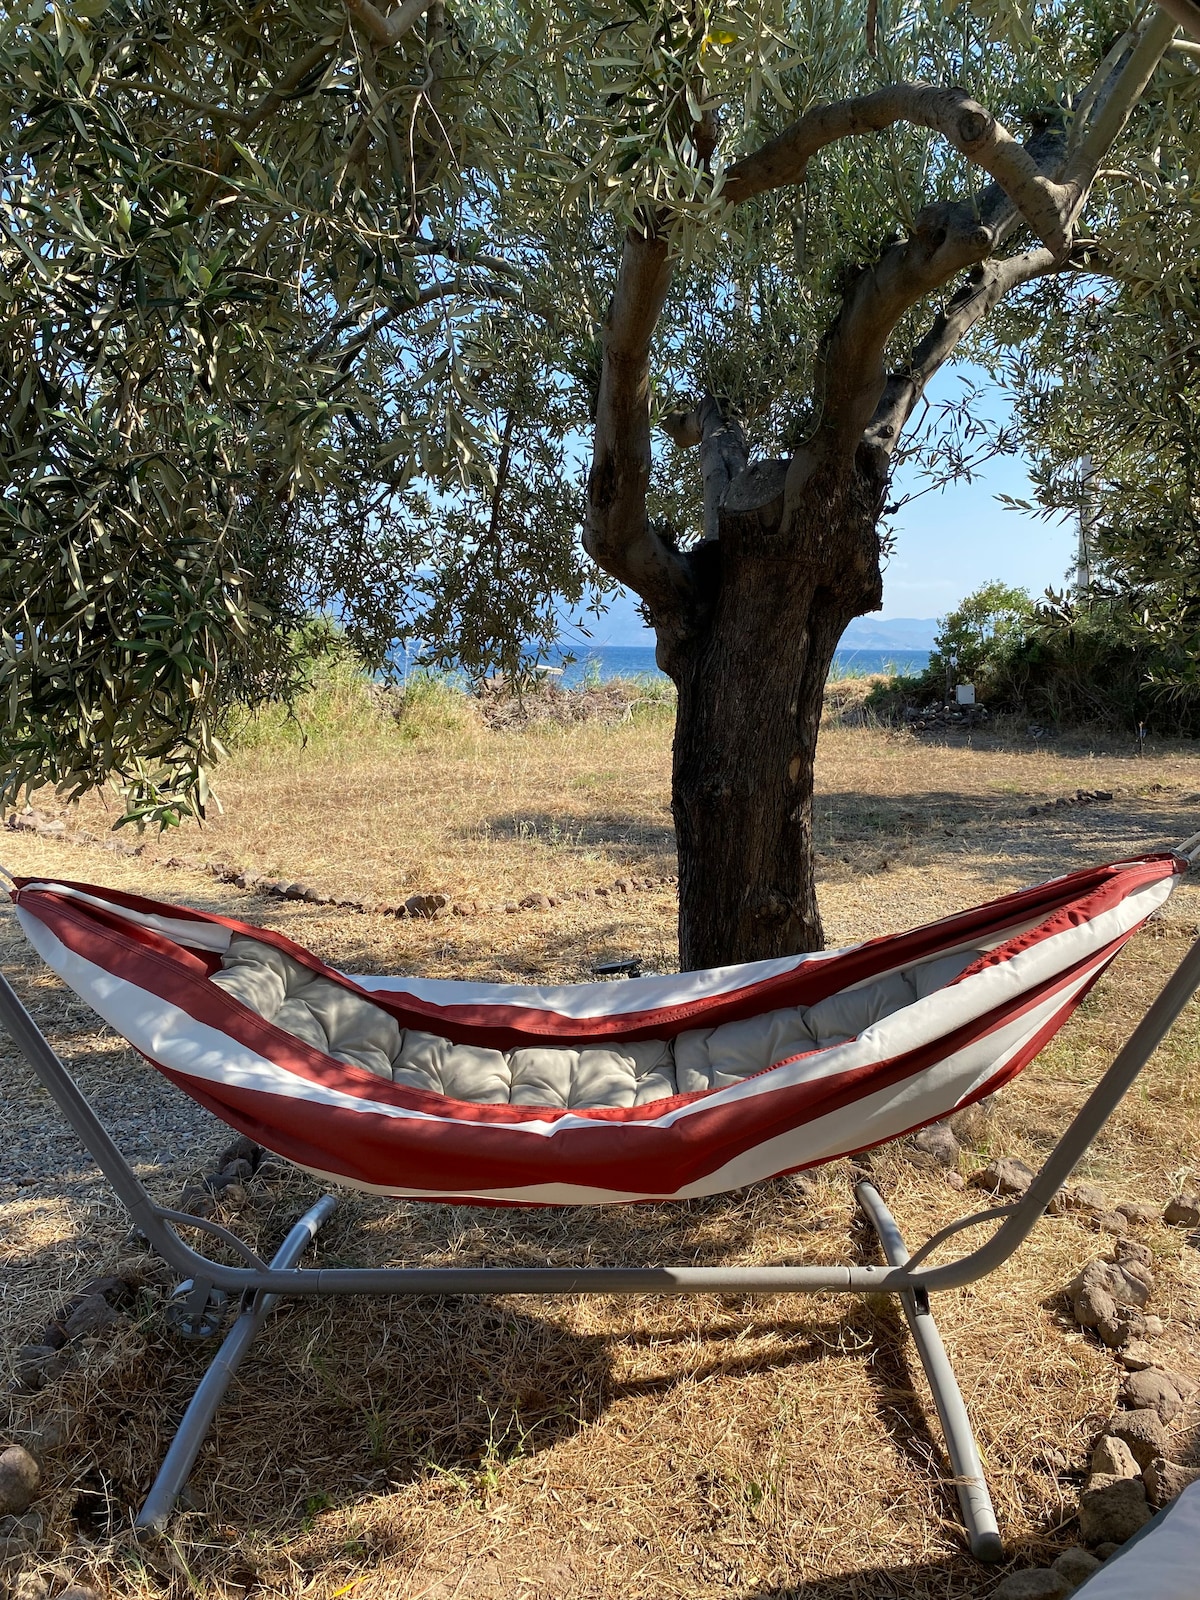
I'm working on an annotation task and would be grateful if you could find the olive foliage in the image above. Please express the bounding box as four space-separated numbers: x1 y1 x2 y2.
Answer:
3 0 1198 828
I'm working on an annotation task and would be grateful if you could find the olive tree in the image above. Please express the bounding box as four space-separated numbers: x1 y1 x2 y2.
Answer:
579 2 1197 964
4 0 1198 965
0 0 591 823
982 148 1200 707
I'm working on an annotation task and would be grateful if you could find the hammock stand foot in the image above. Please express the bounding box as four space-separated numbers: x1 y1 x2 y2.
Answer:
135 1194 338 1534
856 1180 1004 1564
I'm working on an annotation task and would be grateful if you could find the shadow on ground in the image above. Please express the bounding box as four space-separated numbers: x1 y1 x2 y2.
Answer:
457 807 676 862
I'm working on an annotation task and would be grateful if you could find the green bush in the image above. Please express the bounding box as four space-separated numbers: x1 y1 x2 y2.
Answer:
863 581 1200 736
928 581 1036 698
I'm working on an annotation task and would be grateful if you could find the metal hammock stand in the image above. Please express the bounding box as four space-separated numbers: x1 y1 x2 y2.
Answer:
3 853 1200 1561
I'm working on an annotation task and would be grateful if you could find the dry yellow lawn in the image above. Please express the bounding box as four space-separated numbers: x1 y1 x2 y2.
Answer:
2 693 1199 1600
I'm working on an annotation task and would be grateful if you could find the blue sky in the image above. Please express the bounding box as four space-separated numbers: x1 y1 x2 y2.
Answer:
585 370 1077 646
879 445 1074 621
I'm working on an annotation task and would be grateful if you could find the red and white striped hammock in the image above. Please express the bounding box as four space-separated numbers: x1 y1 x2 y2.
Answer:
10 855 1181 1206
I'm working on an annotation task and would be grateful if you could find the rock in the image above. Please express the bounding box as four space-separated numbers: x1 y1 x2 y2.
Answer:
217 1136 261 1170
1116 1200 1158 1227
1122 1369 1188 1422
1069 1258 1152 1328
13 1345 69 1391
519 894 551 911
220 1158 254 1182
1104 1410 1168 1469
404 892 448 918
1093 1543 1121 1561
1164 1193 1200 1227
56 1589 102 1600
1092 1210 1129 1237
1050 1548 1102 1586
1118 1340 1156 1371
1078 1475 1152 1545
0 1511 42 1546
1143 1315 1164 1338
1067 1182 1109 1213
945 1170 966 1191
1144 1459 1200 1508
1115 1237 1154 1273
911 1121 961 1168
968 1156 1035 1196
503 900 519 913
990 1571 1069 1599
63 1295 119 1341
1154 1366 1197 1400
1089 1435 1140 1481
0 1448 41 1516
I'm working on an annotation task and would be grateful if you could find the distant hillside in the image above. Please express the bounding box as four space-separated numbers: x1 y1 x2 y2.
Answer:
839 617 938 650
570 594 940 653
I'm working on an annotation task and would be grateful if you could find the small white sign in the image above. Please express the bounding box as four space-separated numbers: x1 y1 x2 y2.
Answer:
956 683 976 705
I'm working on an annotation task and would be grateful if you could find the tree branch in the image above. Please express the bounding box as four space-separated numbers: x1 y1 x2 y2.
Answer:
724 83 1075 255
662 395 749 543
865 246 1059 455
1063 9 1179 197
1155 0 1200 42
344 0 437 49
584 228 693 628
806 201 1002 468
801 11 1177 479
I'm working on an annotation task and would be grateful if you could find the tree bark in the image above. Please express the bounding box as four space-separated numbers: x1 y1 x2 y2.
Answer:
669 456 884 968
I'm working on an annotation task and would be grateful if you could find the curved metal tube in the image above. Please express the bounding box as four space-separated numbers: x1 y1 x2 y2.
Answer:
136 1195 338 1532
857 1182 1003 1562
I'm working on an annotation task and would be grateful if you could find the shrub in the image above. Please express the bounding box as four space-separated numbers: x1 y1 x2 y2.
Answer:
927 582 1036 698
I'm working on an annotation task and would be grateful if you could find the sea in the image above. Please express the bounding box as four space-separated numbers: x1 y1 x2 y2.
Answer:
540 643 930 687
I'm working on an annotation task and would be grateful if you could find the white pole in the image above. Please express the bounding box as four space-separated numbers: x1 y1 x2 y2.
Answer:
1076 454 1096 601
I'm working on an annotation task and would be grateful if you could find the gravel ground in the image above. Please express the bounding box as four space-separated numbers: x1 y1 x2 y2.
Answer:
0 951 232 1208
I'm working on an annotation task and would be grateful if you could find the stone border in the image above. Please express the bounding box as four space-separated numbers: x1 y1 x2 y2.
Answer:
4 810 677 922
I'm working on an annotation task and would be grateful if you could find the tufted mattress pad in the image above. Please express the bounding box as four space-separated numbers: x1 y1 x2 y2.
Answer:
212 935 983 1109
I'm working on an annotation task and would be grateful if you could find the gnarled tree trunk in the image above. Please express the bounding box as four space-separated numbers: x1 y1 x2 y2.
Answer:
669 465 884 967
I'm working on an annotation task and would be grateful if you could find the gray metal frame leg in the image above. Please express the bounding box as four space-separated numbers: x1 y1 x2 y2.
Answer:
136 1195 338 1532
857 1180 1004 1563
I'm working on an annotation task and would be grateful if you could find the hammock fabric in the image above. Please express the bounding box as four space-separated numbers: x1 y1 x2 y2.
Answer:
11 855 1182 1206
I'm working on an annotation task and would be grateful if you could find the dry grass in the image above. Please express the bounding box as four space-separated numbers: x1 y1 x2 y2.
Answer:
2 696 1200 1600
